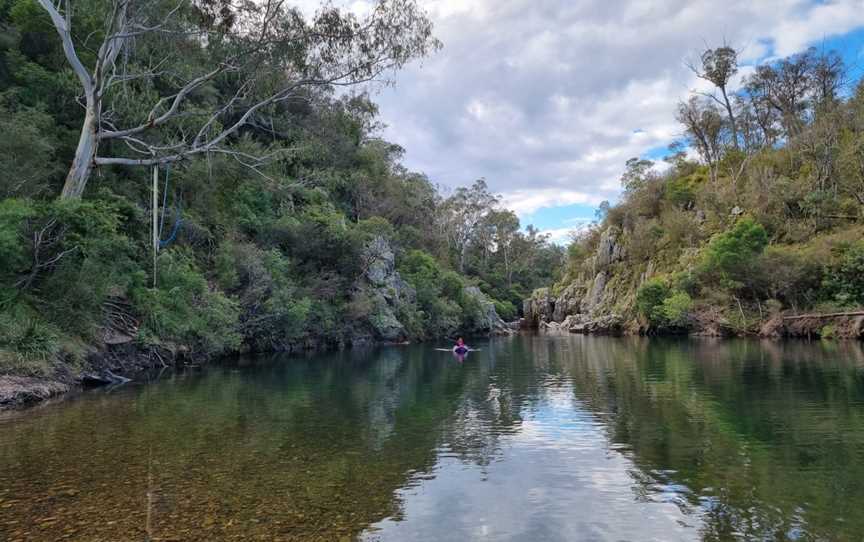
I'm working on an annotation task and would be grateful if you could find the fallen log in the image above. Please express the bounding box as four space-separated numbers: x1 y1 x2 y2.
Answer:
782 311 864 321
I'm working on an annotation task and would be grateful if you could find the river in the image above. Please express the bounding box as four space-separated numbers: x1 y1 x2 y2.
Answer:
2 335 864 541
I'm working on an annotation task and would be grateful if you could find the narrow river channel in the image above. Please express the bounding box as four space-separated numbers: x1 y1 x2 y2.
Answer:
2 335 864 541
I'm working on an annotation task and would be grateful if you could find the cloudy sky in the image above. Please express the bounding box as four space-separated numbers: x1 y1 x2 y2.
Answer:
336 1 864 242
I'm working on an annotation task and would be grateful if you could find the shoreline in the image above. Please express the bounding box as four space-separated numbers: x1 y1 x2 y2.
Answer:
4 327 862 413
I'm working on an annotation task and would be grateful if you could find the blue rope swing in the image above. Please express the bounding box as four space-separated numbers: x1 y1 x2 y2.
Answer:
158 164 183 249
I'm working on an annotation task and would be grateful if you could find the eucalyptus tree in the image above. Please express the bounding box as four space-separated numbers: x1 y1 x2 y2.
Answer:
36 0 440 199
744 49 816 139
481 209 520 287
676 96 724 182
690 45 740 149
440 179 499 273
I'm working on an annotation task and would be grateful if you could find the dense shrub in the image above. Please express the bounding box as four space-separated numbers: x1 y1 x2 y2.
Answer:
823 241 864 307
398 250 464 337
698 217 768 286
659 291 693 327
494 300 517 321
0 306 61 375
131 250 241 355
751 245 822 309
636 278 692 329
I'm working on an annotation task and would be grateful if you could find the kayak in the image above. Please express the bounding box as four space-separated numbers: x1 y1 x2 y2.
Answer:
434 347 481 353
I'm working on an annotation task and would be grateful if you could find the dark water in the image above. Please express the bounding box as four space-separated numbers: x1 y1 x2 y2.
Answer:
3 336 864 541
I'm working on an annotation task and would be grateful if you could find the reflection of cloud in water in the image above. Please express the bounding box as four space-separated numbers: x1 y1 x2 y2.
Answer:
363 385 697 541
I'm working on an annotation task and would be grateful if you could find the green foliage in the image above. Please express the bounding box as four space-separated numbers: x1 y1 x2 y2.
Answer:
0 198 36 286
751 245 822 309
0 197 137 336
700 217 768 284
398 250 463 337
636 278 670 322
665 172 703 208
659 291 693 327
636 278 692 329
823 241 864 307
0 306 60 374
621 157 656 192
0 104 61 198
131 250 241 355
494 300 517 321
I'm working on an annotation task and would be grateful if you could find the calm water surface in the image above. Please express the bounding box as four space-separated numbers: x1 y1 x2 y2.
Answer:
2 335 864 541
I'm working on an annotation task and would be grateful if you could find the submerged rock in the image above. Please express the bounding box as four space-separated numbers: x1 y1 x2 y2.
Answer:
563 314 623 335
80 370 131 387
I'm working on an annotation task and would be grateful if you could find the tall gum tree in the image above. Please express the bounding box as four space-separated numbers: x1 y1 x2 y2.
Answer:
36 0 440 199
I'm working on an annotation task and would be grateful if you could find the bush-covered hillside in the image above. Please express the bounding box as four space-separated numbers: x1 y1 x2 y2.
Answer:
541 46 864 337
0 0 562 381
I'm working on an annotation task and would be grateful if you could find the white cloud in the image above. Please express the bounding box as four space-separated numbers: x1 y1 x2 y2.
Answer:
365 0 864 216
538 220 595 245
771 2 864 57
501 189 605 217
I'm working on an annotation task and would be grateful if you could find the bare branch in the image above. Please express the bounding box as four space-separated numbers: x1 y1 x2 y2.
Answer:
100 65 228 140
36 0 93 95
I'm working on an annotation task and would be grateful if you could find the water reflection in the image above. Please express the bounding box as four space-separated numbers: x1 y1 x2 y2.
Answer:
1 336 863 541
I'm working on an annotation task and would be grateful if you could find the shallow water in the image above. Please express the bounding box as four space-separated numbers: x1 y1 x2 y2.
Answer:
2 335 864 541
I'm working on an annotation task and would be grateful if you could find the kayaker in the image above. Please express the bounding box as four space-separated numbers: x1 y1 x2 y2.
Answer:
453 337 468 354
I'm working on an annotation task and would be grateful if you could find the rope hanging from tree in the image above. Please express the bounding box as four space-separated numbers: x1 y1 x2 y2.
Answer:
157 163 182 249
151 163 183 287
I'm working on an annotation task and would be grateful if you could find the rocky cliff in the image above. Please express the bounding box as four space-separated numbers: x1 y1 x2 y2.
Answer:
355 237 512 341
354 236 417 342
524 222 864 340
524 226 631 335
462 286 514 335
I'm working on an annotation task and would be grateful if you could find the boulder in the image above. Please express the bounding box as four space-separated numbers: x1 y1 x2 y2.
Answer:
524 288 556 327
566 314 623 335
551 283 584 322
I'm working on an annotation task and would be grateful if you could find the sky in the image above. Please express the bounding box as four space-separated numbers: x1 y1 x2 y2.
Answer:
307 1 864 244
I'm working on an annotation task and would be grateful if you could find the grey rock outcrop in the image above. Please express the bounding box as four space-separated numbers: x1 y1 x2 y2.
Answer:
355 237 416 342
592 226 625 273
463 286 513 335
523 225 626 335
354 237 511 340
561 313 623 334
523 287 556 327
552 283 584 322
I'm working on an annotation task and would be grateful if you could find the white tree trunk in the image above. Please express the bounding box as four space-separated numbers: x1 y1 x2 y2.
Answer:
61 102 99 199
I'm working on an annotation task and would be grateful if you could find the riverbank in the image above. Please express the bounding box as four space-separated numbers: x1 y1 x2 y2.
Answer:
0 343 173 409
527 306 864 340
0 319 517 411
1 232 517 411
523 214 864 341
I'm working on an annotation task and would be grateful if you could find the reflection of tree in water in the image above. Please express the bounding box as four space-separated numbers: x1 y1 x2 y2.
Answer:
4 337 864 541
548 335 864 542
0 345 496 541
